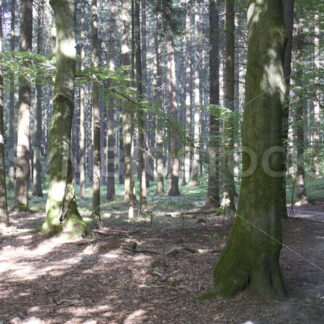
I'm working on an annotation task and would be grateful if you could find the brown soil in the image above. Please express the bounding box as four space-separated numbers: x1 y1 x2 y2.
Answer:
0 205 323 324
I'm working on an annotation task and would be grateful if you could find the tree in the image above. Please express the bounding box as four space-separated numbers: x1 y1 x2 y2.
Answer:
135 0 147 213
223 0 237 210
155 0 164 194
121 0 136 217
0 0 9 225
212 0 288 298
165 1 181 197
33 0 44 197
8 0 16 191
91 0 101 220
15 0 33 210
206 0 220 207
42 0 91 237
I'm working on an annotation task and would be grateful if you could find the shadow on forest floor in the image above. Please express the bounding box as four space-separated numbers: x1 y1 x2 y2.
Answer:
0 197 324 323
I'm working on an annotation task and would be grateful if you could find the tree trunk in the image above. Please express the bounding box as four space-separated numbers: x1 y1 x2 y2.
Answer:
155 0 164 194
206 0 220 207
223 0 236 211
212 0 288 299
33 0 44 197
281 0 294 217
15 0 33 211
8 0 16 191
0 0 8 225
183 1 192 186
91 0 101 220
166 16 180 196
106 0 117 201
43 0 91 237
135 0 147 213
121 0 135 218
79 1 86 197
190 1 201 187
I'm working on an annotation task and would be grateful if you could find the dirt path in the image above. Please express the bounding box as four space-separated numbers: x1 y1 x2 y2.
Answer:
0 206 323 324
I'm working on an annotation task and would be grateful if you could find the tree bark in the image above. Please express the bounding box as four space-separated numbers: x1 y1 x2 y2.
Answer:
8 0 16 191
206 0 220 207
165 5 180 197
121 0 135 217
223 0 236 211
91 0 101 220
190 1 201 187
43 0 91 237
155 0 164 194
33 0 44 197
135 0 147 213
212 0 288 299
0 0 9 225
106 0 117 201
15 0 33 210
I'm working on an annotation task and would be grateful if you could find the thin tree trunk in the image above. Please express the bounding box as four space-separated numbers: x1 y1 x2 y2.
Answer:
190 1 201 187
206 0 220 207
223 0 236 211
43 0 90 237
183 1 192 186
106 0 117 201
212 0 288 299
0 0 9 225
135 0 147 213
79 1 86 197
33 0 44 197
282 0 294 217
166 18 180 196
8 0 16 191
15 0 33 210
121 0 135 218
155 0 164 194
91 0 101 220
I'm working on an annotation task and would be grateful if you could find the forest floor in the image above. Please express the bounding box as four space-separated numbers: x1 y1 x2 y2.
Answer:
0 195 324 323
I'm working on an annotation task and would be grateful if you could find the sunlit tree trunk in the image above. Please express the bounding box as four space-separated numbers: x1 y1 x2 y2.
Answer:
121 0 135 218
32 0 44 197
91 0 101 220
166 10 180 196
222 0 236 211
8 0 16 191
206 0 220 207
0 0 8 225
212 0 288 298
43 0 91 237
15 0 33 210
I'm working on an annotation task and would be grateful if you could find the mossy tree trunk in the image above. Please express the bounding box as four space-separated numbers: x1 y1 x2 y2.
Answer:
0 0 9 225
42 0 91 237
91 0 101 220
206 0 220 207
15 0 33 211
212 0 288 299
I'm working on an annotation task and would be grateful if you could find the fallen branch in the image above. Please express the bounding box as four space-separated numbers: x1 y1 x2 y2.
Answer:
166 246 222 256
